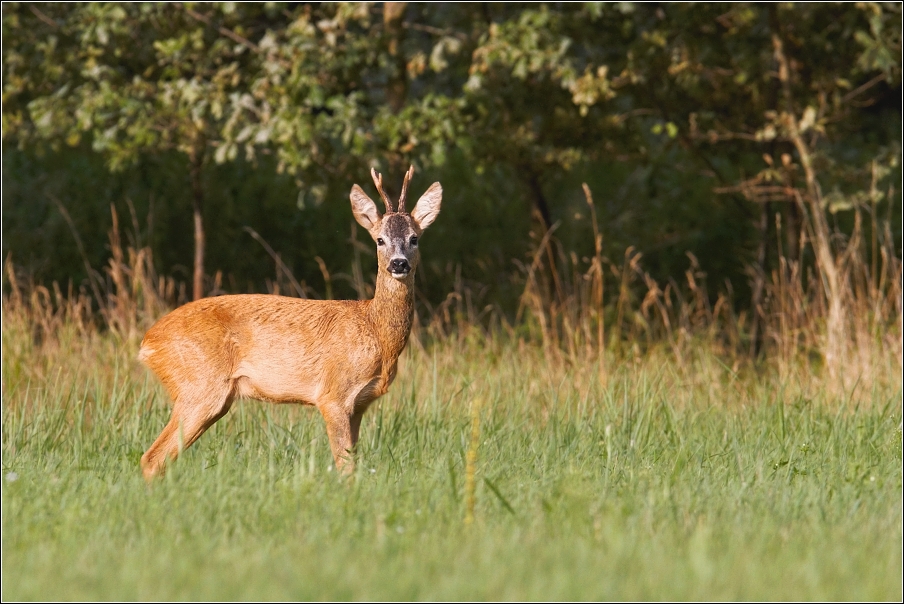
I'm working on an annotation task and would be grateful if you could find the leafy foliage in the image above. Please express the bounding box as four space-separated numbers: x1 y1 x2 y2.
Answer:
2 2 901 317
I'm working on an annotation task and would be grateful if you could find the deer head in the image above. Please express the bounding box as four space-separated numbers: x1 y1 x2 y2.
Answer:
349 166 442 281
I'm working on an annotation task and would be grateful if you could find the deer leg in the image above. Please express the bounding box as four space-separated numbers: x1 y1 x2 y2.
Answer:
141 416 180 481
319 405 355 476
141 385 234 482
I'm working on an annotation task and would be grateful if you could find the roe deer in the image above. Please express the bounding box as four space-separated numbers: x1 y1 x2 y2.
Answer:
138 166 441 480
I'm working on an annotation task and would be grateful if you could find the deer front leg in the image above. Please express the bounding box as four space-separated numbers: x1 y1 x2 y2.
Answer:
319 404 355 476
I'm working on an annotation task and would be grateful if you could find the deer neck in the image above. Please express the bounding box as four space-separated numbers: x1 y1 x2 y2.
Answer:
367 269 415 361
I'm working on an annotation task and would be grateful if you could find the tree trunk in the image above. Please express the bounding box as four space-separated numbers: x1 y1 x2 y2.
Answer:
772 32 845 385
190 147 205 301
784 200 801 263
750 200 770 357
527 171 553 231
383 2 408 114
383 2 410 181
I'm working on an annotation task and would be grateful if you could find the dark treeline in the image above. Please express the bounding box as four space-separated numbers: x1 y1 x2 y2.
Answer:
2 2 901 321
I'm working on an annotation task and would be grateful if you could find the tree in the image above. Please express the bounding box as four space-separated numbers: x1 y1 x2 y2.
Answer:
210 4 619 230
3 2 286 300
594 2 901 371
4 2 900 345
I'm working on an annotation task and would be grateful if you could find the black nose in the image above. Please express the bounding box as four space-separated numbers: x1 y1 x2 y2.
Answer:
389 258 410 273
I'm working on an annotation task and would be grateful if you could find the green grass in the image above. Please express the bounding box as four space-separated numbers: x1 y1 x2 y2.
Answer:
2 322 902 600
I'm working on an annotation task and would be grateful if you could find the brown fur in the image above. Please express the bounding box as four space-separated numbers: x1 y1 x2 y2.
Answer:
139 170 441 480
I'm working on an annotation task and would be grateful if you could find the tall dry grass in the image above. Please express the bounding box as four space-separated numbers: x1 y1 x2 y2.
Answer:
3 186 901 406
499 182 902 397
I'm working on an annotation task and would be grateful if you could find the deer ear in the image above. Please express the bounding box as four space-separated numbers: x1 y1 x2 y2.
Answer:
350 185 381 231
411 182 442 230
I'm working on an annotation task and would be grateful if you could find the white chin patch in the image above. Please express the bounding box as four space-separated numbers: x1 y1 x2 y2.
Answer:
391 272 409 280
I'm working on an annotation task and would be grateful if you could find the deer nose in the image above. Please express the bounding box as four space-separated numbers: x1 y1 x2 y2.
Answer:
388 258 410 274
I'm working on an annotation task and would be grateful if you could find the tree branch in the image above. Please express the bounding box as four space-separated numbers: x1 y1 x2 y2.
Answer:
842 72 887 105
402 21 468 41
182 4 261 53
30 5 58 29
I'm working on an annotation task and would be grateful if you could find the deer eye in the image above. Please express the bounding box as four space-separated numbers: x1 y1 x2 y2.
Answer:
409 236 418 246
377 238 385 246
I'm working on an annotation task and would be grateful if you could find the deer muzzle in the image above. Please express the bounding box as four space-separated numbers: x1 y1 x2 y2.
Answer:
388 258 411 278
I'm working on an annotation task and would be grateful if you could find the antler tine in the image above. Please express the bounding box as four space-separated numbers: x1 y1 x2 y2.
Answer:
397 165 415 213
370 167 394 213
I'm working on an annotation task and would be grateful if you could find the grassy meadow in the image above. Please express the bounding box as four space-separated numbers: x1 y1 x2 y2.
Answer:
3 4 901 598
2 297 901 600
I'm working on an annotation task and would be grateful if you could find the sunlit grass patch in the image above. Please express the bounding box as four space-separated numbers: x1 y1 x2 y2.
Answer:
2 315 901 600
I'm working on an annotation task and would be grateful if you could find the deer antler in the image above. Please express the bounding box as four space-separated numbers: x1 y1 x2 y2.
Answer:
370 168 394 213
397 165 415 214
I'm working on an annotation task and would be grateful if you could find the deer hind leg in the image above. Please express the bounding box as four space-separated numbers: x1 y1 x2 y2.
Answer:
141 382 235 482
